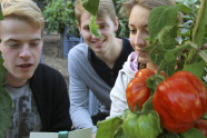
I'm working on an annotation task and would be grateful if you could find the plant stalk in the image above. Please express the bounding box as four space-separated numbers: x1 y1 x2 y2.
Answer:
187 0 207 64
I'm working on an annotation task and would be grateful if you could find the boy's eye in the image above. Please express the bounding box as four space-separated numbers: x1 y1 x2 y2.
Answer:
99 25 105 29
8 43 20 48
30 42 39 47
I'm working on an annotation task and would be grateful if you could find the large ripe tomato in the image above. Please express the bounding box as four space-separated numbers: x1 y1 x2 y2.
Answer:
135 68 154 78
153 71 207 133
194 119 207 137
126 77 150 111
126 68 154 111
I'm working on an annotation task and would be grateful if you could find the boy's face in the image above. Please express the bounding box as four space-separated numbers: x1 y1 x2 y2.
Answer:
78 12 118 55
0 18 43 87
128 5 151 63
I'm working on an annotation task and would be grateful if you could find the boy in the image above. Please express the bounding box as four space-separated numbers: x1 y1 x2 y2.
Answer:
0 0 72 137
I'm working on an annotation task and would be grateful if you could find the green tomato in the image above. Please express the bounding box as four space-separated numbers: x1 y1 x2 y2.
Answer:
135 111 163 138
122 111 138 138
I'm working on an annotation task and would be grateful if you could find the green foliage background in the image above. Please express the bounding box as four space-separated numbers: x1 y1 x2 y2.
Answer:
43 0 78 36
41 0 129 38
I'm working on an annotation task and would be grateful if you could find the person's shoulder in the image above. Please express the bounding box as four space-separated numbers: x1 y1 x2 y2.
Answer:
120 37 130 44
120 37 133 51
36 64 63 78
30 64 66 90
68 42 89 64
68 42 88 57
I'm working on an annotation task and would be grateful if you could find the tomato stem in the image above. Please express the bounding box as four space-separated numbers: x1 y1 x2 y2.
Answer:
142 95 154 112
156 60 165 76
187 42 207 64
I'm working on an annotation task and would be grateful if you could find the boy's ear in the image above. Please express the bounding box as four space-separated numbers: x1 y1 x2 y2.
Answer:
114 17 119 32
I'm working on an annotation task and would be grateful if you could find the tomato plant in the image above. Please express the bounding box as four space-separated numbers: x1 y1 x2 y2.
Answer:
153 71 207 133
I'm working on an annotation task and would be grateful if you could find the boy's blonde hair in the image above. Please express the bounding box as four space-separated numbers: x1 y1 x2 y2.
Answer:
123 0 175 17
0 0 44 31
75 0 117 24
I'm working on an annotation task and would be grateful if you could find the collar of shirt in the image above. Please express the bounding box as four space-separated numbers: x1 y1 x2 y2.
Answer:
88 38 133 87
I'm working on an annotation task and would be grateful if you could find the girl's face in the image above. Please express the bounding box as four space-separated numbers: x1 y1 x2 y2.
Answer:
128 5 151 63
78 12 118 55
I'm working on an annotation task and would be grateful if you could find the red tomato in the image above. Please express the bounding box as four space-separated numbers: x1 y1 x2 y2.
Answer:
153 71 207 133
126 68 154 111
194 119 207 137
135 68 154 78
126 77 150 111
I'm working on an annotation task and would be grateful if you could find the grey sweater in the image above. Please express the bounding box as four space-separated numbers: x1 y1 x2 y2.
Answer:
68 43 111 131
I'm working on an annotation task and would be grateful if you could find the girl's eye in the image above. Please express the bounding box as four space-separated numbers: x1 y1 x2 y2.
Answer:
129 29 137 34
144 30 149 35
84 26 90 31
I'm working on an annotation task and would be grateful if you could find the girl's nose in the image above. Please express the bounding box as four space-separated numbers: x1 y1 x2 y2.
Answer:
134 31 146 47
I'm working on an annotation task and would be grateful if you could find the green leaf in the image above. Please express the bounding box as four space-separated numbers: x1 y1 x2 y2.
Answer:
0 51 13 138
96 117 123 138
150 46 177 77
179 127 206 138
149 5 179 40
114 126 127 138
89 15 102 38
0 3 3 20
176 3 193 14
118 109 130 120
0 87 13 138
163 60 177 77
150 47 165 65
157 25 178 50
201 112 207 120
164 51 176 62
0 52 7 83
183 60 206 79
81 0 100 16
158 131 180 138
0 52 13 138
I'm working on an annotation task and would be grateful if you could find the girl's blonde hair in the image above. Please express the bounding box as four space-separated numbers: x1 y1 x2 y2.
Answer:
0 0 44 31
123 0 175 17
